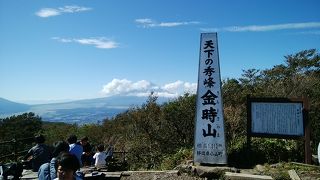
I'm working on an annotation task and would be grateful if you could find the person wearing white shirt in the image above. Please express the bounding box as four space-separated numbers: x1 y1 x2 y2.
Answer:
318 142 320 165
93 144 107 168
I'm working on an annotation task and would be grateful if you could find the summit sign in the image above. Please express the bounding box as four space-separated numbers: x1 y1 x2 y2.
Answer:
193 33 227 164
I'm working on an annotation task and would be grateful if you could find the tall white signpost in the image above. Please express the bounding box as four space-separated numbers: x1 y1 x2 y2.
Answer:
194 33 227 164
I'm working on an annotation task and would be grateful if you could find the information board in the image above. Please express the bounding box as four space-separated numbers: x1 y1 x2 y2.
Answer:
247 97 310 164
248 97 306 138
251 102 304 136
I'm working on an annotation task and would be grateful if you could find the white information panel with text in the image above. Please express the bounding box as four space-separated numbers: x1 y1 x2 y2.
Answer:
251 102 304 136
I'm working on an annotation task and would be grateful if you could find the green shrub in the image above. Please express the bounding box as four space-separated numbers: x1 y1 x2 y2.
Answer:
252 138 303 163
227 136 304 168
160 148 193 170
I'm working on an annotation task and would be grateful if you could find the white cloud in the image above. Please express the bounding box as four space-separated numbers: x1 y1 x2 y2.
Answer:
58 5 91 13
184 82 198 92
75 38 118 49
294 30 320 35
201 22 320 32
135 18 153 24
36 5 91 17
36 8 60 17
101 79 197 98
52 37 72 43
135 18 200 28
52 37 119 49
162 80 184 92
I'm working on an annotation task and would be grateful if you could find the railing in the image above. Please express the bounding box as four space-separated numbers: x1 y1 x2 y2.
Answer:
0 137 34 162
107 151 129 171
112 151 128 161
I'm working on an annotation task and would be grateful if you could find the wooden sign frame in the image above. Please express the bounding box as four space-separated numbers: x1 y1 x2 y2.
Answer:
247 96 311 164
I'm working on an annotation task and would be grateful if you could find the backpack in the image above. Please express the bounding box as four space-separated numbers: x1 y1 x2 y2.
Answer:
0 162 23 180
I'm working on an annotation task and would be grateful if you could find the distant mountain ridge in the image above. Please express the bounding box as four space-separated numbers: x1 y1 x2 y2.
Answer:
0 96 170 124
0 98 30 115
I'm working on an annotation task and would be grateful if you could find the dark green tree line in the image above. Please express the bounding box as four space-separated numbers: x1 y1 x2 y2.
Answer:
0 112 42 161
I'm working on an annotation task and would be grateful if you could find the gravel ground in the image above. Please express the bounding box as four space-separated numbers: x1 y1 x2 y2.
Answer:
119 163 320 180
120 171 204 180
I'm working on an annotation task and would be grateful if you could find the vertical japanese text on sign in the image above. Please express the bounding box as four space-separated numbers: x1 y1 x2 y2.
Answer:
193 33 227 164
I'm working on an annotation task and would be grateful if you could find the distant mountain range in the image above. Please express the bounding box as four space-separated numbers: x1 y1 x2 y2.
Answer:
0 96 170 124
0 98 30 114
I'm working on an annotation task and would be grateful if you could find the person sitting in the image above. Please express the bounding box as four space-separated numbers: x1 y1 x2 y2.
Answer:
318 142 320 165
93 144 107 168
79 136 93 166
24 134 51 172
67 135 83 167
38 141 70 180
55 152 81 180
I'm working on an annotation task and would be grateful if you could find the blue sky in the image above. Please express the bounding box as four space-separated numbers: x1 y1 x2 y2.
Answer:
1 0 319 104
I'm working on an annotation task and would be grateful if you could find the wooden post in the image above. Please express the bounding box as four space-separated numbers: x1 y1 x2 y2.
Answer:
13 137 17 161
246 95 252 160
303 98 311 164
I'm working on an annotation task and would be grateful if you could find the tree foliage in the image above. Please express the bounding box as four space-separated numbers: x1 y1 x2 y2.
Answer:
0 112 42 161
223 49 320 165
0 112 42 141
42 122 79 145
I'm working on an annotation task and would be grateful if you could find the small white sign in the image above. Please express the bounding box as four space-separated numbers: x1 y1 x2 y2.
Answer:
193 33 227 164
251 102 304 136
